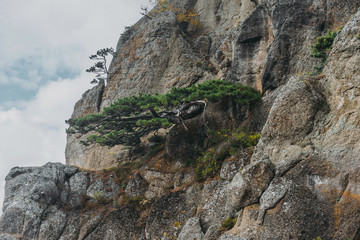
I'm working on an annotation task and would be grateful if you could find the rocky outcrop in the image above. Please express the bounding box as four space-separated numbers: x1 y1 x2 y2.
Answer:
65 0 359 168
223 9 360 240
2 0 360 239
178 217 204 240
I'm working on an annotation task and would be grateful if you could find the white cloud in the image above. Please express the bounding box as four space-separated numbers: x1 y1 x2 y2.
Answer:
0 0 149 92
0 0 150 213
0 74 89 212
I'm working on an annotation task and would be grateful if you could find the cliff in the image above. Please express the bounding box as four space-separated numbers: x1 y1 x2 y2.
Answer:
1 0 360 239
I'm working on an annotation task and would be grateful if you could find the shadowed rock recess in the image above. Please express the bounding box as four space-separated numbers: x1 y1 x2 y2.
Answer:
1 0 360 239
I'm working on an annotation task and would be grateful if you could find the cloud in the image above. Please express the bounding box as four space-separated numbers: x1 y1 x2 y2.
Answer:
0 0 150 213
0 0 148 104
0 74 89 212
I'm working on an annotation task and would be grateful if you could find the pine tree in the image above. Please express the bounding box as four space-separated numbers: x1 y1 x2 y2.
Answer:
86 48 115 84
66 80 261 147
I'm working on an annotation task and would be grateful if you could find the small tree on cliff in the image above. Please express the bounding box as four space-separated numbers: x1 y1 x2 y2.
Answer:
66 80 261 147
86 48 115 84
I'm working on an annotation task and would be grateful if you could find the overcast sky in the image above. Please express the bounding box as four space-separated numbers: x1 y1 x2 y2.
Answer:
0 0 150 213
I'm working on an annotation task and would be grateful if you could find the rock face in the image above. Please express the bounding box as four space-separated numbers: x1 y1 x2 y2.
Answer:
2 0 360 239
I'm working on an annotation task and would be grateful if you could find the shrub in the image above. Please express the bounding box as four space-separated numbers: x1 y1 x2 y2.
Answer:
208 127 260 148
309 29 340 75
195 128 260 181
221 217 237 230
311 30 339 61
195 148 222 180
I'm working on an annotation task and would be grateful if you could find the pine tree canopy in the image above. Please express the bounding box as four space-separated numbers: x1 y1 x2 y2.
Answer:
66 80 261 147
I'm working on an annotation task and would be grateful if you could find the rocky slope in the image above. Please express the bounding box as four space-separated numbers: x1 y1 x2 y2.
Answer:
1 0 360 239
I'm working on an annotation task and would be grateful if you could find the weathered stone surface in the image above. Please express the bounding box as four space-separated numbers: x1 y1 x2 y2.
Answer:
0 163 78 239
251 76 322 166
0 163 134 240
65 132 126 169
314 9 360 172
262 76 321 141
0 233 20 240
83 208 145 240
142 169 173 199
146 191 195 239
65 0 359 170
178 217 204 240
197 180 229 230
37 206 67 240
86 176 120 201
173 170 197 189
70 80 104 119
220 150 250 181
226 159 275 214
125 172 149 198
102 11 213 109
203 224 221 240
256 177 291 225
221 10 360 239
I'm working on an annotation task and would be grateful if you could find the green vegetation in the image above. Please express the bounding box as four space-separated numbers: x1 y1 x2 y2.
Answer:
310 29 339 75
221 216 237 230
357 33 360 40
195 128 260 181
66 80 261 147
208 127 260 147
86 48 115 84
311 30 339 60
92 191 109 205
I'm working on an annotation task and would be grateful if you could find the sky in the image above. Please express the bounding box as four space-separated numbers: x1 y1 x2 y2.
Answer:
0 0 150 213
